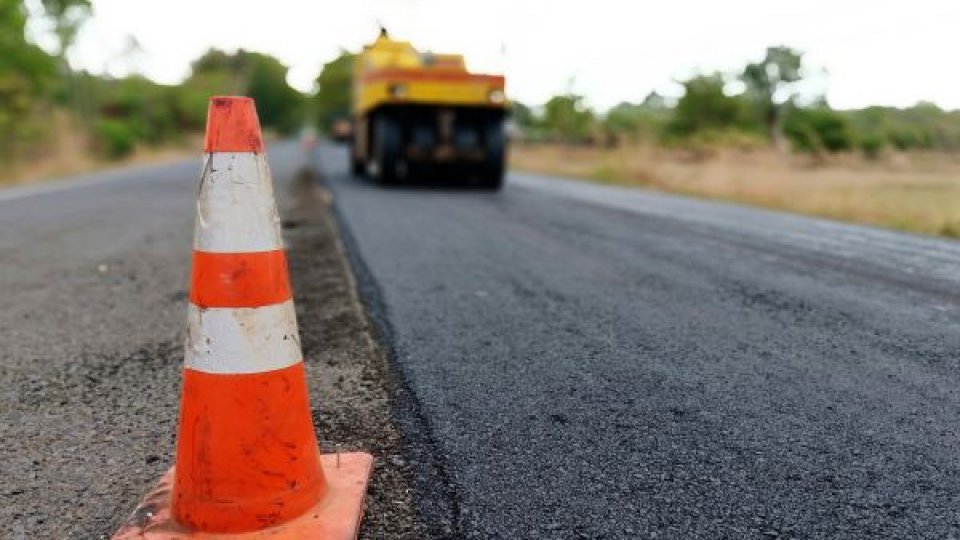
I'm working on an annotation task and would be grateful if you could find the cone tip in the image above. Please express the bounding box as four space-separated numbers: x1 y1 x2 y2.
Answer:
204 96 264 153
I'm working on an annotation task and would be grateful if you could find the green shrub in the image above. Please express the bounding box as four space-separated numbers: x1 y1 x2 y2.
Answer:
783 107 855 153
95 119 136 159
666 74 754 139
859 133 886 159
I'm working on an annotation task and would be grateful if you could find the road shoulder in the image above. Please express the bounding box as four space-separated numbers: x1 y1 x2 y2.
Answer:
282 165 420 538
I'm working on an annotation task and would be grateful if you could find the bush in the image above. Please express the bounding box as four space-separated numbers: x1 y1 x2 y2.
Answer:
783 107 855 153
665 74 760 143
859 133 886 159
95 119 136 158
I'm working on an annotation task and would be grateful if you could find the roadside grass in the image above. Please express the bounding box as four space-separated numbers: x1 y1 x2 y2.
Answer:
1 112 201 187
2 142 201 188
510 143 960 239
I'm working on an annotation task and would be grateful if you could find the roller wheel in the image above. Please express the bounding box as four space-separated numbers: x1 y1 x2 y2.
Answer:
350 148 366 177
373 114 404 185
479 119 505 190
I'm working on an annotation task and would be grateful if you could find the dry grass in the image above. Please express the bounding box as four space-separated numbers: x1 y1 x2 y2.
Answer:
1 112 200 187
511 143 960 238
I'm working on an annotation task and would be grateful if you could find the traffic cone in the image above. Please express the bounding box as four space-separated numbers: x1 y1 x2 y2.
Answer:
113 96 373 539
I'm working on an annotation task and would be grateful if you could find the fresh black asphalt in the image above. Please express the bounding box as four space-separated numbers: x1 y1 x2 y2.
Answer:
319 143 960 539
5 140 960 538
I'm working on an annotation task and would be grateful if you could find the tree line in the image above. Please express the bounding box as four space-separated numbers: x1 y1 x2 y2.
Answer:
5 0 960 166
513 47 960 158
2 0 307 162
310 46 960 158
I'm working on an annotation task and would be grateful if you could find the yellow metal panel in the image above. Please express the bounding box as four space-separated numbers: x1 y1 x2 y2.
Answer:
355 80 506 114
353 32 506 115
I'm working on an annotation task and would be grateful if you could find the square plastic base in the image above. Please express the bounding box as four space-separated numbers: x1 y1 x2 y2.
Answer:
112 452 373 539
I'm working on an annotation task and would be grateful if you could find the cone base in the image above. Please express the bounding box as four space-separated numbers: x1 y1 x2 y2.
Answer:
113 452 373 540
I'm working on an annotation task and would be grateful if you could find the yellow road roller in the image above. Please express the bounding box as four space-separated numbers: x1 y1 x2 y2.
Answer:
351 29 508 189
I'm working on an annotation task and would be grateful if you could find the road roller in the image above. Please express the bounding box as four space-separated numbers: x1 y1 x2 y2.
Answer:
351 29 508 189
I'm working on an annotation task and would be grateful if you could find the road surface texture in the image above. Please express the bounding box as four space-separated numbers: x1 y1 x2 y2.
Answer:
0 142 418 539
319 142 960 539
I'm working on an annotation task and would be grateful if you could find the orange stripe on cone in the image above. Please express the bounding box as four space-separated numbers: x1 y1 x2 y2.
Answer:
173 363 325 531
190 250 291 308
204 96 264 153
113 96 372 540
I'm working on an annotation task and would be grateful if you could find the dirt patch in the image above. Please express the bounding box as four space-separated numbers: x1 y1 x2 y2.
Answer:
284 166 420 538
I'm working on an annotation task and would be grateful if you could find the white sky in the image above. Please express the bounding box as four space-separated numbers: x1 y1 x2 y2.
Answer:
52 0 960 111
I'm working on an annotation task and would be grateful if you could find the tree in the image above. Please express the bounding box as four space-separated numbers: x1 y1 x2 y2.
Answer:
666 73 747 139
175 49 245 129
541 93 594 142
602 92 670 143
741 46 804 148
94 75 178 145
38 0 93 121
39 0 91 57
181 49 305 134
313 51 354 131
604 102 644 137
509 101 536 129
0 0 57 157
244 52 305 133
0 0 55 84
783 106 855 154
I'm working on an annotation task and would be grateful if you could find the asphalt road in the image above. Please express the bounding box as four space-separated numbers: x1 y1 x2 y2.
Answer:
319 143 960 539
0 143 416 538
1 155 200 537
6 141 960 539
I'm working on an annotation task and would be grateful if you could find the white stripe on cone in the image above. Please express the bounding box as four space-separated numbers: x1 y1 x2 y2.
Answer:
185 300 302 374
194 152 283 253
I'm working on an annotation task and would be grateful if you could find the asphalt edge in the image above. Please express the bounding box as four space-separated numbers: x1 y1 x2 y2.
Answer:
311 150 466 539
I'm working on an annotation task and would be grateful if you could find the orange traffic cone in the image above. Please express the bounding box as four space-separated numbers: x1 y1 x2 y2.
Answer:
113 97 373 539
